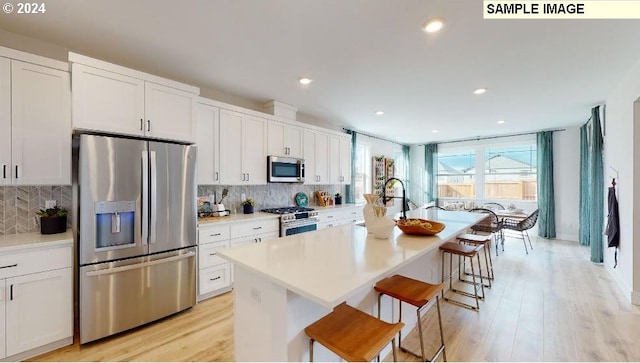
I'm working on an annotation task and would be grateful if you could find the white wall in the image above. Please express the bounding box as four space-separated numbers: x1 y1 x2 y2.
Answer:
553 126 580 241
603 57 640 303
409 145 425 205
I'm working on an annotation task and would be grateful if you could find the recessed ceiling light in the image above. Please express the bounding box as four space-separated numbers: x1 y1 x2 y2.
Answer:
473 88 487 95
432 130 438 133
299 77 312 85
375 110 385 116
497 120 505 124
422 17 445 33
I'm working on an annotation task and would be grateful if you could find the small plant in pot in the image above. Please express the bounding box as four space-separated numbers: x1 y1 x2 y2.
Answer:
37 206 68 234
241 199 256 214
334 193 342 205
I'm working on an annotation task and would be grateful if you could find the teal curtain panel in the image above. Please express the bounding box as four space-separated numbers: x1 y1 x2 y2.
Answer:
589 106 604 263
579 123 590 246
537 131 556 238
424 143 438 203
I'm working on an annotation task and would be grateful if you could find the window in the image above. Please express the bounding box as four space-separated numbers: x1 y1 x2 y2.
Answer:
436 139 537 201
484 145 537 200
436 150 476 198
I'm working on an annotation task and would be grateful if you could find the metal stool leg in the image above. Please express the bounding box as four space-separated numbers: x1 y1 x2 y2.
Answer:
309 338 314 362
470 256 480 310
436 296 447 362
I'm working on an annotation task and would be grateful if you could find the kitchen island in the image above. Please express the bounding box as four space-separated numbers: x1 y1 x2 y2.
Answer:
218 209 486 361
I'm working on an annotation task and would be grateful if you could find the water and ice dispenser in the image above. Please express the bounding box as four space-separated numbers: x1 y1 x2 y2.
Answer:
94 201 136 250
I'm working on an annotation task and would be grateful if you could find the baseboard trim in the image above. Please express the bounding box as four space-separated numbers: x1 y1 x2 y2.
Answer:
555 233 578 242
2 336 73 362
631 290 640 306
605 261 634 305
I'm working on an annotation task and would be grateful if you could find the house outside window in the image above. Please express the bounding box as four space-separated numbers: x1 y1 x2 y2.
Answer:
436 150 476 199
436 138 537 202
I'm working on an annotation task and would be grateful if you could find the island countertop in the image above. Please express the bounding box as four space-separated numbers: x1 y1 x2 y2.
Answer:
218 209 486 308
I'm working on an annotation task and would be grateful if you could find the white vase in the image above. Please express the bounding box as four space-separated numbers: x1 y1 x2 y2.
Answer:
370 216 396 239
363 194 379 234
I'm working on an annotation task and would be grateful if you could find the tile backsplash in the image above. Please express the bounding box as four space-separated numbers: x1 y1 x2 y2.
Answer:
197 184 344 213
0 183 342 235
0 186 72 236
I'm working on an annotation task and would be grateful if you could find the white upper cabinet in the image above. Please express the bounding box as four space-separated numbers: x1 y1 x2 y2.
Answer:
242 115 267 184
0 57 10 186
0 55 71 186
71 64 145 137
267 121 303 158
144 82 195 142
328 134 352 185
218 109 267 185
195 102 220 185
303 129 329 185
69 53 198 143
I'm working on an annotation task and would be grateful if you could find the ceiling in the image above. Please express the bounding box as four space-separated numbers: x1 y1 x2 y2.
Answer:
1 0 640 144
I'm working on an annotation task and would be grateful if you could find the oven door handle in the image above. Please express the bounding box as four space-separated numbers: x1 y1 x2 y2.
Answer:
282 219 319 228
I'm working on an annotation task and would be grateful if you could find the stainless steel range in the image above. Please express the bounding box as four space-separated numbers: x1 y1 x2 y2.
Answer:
262 206 319 237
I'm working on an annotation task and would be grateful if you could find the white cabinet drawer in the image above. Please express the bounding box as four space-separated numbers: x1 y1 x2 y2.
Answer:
199 264 231 295
198 225 230 244
230 219 279 239
198 241 229 269
0 246 72 280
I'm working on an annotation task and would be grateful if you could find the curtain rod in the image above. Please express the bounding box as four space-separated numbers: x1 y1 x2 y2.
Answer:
431 128 566 145
343 128 408 147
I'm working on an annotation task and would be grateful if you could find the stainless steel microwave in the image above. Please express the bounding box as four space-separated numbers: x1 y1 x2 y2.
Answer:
267 156 305 183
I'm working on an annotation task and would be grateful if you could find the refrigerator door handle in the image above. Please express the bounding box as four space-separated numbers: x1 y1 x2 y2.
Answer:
141 151 149 246
85 252 196 277
150 150 157 245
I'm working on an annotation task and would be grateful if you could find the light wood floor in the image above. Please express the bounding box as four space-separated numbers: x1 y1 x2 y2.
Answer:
31 235 640 362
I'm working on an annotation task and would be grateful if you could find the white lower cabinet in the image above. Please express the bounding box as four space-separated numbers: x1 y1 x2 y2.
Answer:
317 206 364 230
199 264 231 297
0 242 72 361
197 225 232 301
5 268 72 357
197 218 280 302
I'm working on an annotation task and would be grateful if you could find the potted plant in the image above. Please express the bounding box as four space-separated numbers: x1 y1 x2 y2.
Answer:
334 193 342 205
241 199 256 214
37 206 68 234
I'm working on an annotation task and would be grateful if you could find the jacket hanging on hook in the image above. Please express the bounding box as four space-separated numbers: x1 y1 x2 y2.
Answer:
605 185 620 267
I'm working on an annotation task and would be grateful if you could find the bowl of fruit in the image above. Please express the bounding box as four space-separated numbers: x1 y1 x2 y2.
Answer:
396 218 445 236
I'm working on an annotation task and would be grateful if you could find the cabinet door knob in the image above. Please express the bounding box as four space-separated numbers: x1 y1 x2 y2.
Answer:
247 173 250 182
215 172 219 181
14 165 18 179
210 276 221 281
2 164 6 179
147 120 151 132
140 118 143 130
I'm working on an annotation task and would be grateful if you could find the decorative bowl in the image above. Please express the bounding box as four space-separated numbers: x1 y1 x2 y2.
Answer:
396 218 445 235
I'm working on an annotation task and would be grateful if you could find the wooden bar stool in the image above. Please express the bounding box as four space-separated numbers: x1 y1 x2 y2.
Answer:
439 242 485 310
304 302 404 362
374 275 447 362
457 233 494 288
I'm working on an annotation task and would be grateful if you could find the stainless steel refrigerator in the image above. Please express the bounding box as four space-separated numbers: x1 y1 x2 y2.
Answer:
76 134 197 344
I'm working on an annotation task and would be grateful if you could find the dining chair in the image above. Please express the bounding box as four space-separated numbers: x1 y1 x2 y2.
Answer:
481 202 505 211
502 209 539 254
468 208 503 256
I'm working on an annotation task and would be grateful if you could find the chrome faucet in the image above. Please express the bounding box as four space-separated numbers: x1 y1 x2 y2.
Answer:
382 177 407 220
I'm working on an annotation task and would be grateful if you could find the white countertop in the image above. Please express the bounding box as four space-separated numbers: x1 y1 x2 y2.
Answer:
312 203 363 212
0 230 73 253
218 209 486 308
198 212 279 226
